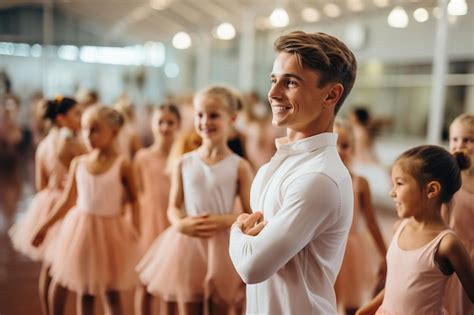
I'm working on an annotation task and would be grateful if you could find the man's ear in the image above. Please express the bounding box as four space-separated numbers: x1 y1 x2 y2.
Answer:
323 83 344 110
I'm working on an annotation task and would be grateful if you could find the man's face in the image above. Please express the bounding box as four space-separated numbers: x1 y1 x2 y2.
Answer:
268 52 335 135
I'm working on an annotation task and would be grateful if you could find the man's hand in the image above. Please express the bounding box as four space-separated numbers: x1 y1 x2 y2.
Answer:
235 212 266 236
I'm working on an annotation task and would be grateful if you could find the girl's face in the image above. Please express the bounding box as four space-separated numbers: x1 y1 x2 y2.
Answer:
81 114 117 151
152 110 180 141
335 126 353 166
449 121 474 161
57 104 82 132
194 95 233 142
390 161 424 219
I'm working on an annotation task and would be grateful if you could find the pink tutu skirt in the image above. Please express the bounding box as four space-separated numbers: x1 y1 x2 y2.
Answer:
137 226 208 303
49 208 140 295
205 230 245 309
335 232 377 308
8 188 62 261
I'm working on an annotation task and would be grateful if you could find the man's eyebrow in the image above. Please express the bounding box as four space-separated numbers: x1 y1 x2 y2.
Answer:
269 73 304 81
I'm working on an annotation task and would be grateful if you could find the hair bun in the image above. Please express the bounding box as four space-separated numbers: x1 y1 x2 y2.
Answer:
43 100 57 120
453 150 471 171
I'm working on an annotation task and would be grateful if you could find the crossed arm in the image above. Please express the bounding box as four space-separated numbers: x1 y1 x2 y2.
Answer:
229 173 341 284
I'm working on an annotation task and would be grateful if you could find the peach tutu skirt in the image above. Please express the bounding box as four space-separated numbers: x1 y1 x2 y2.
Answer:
8 189 62 261
137 226 208 303
205 230 245 310
49 208 140 295
335 232 377 308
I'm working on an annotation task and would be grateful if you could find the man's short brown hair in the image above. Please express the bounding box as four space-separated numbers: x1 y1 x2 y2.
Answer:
274 31 357 114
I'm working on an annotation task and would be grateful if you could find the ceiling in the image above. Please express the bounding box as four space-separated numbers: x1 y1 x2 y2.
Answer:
0 0 451 45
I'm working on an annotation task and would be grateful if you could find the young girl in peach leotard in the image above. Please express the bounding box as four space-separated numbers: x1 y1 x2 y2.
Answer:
9 96 84 315
357 145 474 315
134 103 181 251
33 105 140 315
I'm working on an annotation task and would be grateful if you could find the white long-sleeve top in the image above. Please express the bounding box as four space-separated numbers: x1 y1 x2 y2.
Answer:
229 132 353 315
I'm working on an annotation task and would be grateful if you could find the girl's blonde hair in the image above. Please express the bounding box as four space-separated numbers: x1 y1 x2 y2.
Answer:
83 105 124 130
450 113 474 131
194 86 244 114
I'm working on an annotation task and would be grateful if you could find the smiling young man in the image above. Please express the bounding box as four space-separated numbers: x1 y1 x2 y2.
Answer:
229 31 357 314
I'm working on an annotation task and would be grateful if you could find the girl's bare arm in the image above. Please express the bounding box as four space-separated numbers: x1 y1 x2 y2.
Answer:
438 234 474 301
121 159 140 233
356 289 385 315
167 159 186 224
32 157 79 246
359 177 387 257
35 144 47 191
132 154 144 194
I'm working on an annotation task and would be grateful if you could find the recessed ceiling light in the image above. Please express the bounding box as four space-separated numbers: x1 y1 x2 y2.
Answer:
301 7 321 22
324 3 342 18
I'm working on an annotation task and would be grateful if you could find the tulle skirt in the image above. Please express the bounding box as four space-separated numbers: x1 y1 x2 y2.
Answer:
137 226 208 303
48 208 140 295
137 227 245 313
8 188 62 261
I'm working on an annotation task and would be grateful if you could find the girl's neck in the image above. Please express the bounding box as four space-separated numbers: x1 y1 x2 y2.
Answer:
92 146 117 160
151 138 173 155
411 203 445 230
199 139 231 160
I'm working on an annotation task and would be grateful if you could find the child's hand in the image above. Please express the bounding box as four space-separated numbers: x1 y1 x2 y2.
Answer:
355 306 375 315
178 214 218 238
234 212 266 236
31 226 49 247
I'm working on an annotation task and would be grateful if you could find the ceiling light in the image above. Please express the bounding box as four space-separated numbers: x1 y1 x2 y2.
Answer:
215 22 236 40
413 7 429 22
448 0 468 16
172 32 192 49
347 0 365 12
387 6 409 28
324 3 342 18
270 8 289 28
373 0 389 8
301 7 321 22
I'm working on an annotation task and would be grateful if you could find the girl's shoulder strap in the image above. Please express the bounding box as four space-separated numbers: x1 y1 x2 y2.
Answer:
432 228 456 248
393 218 410 239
